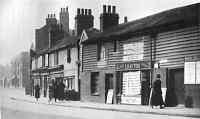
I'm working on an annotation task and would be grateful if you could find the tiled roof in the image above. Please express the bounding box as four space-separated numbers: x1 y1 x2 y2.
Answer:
83 3 199 44
36 35 78 55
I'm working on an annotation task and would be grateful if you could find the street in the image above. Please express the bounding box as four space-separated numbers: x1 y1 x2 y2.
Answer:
0 88 198 119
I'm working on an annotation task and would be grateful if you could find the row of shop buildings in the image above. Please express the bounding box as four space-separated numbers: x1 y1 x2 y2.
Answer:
30 3 200 107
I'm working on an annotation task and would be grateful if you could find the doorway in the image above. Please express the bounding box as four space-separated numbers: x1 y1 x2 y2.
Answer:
166 68 184 106
105 74 113 102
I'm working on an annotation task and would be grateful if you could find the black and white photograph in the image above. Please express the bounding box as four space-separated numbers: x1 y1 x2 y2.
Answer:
0 0 200 119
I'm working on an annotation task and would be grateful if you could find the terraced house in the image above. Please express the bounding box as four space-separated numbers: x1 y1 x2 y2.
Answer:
80 3 200 107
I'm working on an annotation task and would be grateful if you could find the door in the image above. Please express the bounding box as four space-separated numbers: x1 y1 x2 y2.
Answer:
105 74 113 102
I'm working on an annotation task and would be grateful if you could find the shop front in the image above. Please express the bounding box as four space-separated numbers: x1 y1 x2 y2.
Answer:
115 61 151 105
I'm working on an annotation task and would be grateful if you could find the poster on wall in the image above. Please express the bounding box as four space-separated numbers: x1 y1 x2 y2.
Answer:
123 42 144 61
196 61 200 84
106 89 114 104
121 71 141 104
184 62 196 84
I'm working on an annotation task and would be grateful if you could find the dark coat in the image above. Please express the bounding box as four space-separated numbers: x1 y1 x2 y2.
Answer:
150 79 164 106
35 85 40 99
53 84 58 98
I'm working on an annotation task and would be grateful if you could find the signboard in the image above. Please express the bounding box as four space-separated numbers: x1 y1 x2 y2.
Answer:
106 89 114 104
196 61 200 84
116 61 151 71
121 71 141 104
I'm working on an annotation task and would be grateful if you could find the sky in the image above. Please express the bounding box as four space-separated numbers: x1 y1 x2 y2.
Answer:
0 0 199 66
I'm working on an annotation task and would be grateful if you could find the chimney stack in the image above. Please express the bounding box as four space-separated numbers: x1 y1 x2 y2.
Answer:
75 8 94 36
100 5 119 32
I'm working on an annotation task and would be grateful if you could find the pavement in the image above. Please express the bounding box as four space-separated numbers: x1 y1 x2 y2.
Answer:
4 88 200 118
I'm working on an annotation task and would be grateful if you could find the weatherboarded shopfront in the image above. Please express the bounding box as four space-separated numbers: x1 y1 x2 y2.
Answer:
80 3 200 107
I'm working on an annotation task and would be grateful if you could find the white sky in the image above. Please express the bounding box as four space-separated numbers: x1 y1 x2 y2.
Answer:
0 0 199 66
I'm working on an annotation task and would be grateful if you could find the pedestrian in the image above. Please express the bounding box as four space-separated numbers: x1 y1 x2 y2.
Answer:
150 75 165 109
54 81 58 102
48 82 54 104
60 81 65 101
35 84 40 102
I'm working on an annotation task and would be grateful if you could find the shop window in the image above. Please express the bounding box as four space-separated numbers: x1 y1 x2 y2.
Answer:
66 78 74 90
91 72 99 95
67 48 71 63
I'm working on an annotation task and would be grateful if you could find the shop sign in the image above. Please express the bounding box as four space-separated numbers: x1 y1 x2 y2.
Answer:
116 62 140 71
116 61 150 71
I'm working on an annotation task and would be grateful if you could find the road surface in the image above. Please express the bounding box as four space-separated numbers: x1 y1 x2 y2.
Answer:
0 88 198 119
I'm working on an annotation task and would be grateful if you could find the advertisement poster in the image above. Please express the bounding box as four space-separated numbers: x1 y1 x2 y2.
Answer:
121 71 141 104
184 62 196 84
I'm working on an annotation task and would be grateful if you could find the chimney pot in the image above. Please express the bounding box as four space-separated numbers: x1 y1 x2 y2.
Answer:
66 7 68 11
112 6 116 14
124 16 128 23
81 8 84 15
77 8 80 15
85 9 88 15
88 9 92 15
103 5 106 13
108 5 111 13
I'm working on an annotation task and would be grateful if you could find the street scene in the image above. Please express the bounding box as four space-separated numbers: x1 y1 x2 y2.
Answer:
0 0 200 119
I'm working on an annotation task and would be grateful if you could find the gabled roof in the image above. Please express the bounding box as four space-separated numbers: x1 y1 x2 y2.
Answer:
80 28 100 43
83 3 200 44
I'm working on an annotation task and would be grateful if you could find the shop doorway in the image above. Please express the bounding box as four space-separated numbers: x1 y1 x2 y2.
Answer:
105 74 113 102
166 68 184 106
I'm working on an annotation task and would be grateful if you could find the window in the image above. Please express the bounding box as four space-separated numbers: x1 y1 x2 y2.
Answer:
65 77 74 90
114 40 117 52
42 55 45 67
97 41 101 61
91 72 99 95
45 54 49 67
54 52 58 65
67 48 71 63
97 41 105 61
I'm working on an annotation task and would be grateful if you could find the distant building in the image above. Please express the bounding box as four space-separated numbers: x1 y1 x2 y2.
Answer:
10 52 30 90
30 6 94 100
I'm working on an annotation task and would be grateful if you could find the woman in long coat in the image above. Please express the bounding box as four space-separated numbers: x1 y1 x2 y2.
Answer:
35 84 40 101
150 79 165 109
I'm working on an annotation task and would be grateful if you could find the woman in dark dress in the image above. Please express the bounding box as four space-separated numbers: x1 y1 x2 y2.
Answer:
150 79 165 109
35 84 40 101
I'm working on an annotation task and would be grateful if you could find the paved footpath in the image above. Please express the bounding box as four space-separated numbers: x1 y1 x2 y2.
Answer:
2 88 200 118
